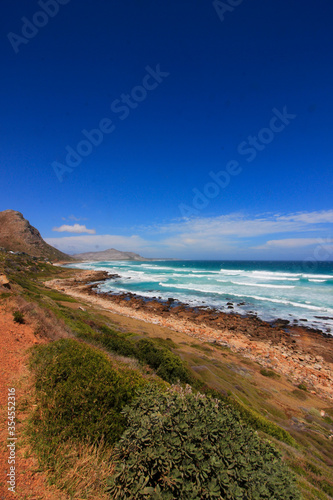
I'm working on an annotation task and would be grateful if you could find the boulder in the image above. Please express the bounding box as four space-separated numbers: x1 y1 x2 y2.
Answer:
0 274 10 289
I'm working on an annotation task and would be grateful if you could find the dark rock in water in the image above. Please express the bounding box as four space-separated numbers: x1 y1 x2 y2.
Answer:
167 297 175 303
272 319 290 327
237 302 246 306
314 316 333 321
300 318 308 322
108 274 121 280
227 305 233 309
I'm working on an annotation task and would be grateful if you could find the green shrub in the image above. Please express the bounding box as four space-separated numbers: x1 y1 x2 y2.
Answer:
29 339 149 450
13 310 25 324
108 386 301 499
297 383 307 391
260 368 279 378
80 326 193 385
225 396 296 446
99 326 137 358
136 339 193 384
192 383 296 446
291 389 307 401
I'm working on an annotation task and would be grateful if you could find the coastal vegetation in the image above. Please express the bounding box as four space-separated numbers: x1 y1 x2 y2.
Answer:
108 385 300 499
13 309 25 324
1 250 333 499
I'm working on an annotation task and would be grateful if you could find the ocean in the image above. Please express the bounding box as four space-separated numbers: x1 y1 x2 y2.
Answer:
67 260 333 334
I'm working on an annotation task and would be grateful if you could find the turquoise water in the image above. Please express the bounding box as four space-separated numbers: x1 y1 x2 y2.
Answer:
68 260 333 334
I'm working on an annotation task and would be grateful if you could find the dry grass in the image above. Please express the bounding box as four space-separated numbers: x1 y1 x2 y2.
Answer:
49 440 115 499
13 295 74 341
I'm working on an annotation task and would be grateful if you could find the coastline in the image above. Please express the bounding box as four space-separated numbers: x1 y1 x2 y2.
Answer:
46 269 333 401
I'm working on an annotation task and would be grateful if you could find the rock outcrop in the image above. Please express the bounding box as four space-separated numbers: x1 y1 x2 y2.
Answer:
0 210 73 262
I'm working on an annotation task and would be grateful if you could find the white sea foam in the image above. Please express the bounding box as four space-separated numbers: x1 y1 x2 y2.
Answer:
303 274 333 279
229 293 333 313
216 279 296 288
139 264 176 271
218 269 244 275
249 271 302 278
230 282 295 289
191 270 220 274
248 274 299 281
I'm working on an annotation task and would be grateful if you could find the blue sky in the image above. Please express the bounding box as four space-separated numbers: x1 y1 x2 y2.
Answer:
1 0 333 259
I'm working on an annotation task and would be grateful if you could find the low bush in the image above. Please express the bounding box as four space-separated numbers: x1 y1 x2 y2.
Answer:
136 338 193 384
99 326 137 358
192 384 296 446
108 385 301 500
260 368 279 378
227 397 296 446
79 326 194 385
29 339 149 452
291 389 307 401
13 310 25 324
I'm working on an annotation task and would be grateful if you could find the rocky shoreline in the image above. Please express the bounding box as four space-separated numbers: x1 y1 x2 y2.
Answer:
46 270 333 401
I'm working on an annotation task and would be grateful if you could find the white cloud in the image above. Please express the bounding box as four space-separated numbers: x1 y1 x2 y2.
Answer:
255 238 332 250
152 210 333 239
47 209 333 258
52 224 96 235
277 210 333 224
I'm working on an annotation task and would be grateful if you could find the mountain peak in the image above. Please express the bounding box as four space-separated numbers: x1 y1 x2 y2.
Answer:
0 209 73 262
72 248 150 262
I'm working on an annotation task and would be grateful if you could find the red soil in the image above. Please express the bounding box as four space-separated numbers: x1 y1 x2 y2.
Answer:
0 303 67 500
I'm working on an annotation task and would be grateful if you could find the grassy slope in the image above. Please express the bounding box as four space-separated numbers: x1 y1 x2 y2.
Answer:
1 250 333 499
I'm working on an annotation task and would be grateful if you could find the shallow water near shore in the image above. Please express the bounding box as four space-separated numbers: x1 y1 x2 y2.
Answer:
67 260 333 334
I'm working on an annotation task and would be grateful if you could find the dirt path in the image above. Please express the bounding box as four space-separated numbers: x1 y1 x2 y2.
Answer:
0 302 68 500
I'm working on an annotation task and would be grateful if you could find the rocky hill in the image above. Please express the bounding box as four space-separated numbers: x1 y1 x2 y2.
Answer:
0 209 74 262
72 248 151 262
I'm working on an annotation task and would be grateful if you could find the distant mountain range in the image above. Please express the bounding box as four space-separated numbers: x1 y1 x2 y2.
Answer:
0 210 151 263
72 248 151 262
0 210 73 262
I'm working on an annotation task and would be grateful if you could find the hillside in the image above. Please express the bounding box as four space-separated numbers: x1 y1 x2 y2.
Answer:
0 210 73 262
72 248 151 261
0 250 332 499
